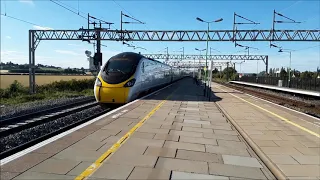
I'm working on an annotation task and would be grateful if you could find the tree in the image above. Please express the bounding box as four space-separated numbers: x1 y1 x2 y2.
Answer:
212 68 218 74
269 68 273 77
222 67 237 80
280 67 287 78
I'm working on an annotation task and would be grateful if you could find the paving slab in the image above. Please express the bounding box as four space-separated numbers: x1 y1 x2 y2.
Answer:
52 147 105 162
27 158 80 175
179 136 217 145
144 146 177 158
171 171 229 180
169 129 203 137
128 167 171 180
66 161 92 176
1 152 53 173
12 171 76 179
183 119 210 125
155 157 208 174
277 164 320 177
222 155 263 168
203 133 240 141
176 149 223 163
267 155 299 165
291 155 320 165
106 152 158 168
208 163 267 179
173 122 202 128
163 141 205 152
153 133 180 141
90 163 134 179
205 145 251 158
217 139 247 149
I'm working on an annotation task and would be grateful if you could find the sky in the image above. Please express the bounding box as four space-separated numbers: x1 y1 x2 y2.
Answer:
1 0 320 73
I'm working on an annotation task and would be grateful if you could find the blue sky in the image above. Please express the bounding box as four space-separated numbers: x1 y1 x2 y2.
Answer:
1 0 319 73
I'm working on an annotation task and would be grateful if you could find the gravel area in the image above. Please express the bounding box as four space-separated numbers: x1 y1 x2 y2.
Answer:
228 83 320 118
0 95 95 120
230 83 320 105
0 105 104 153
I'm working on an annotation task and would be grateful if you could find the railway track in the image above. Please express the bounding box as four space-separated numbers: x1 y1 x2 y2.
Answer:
215 81 320 118
0 100 113 159
0 97 96 127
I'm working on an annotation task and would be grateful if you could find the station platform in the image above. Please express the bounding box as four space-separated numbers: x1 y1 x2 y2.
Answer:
230 81 320 97
213 82 320 180
1 77 319 180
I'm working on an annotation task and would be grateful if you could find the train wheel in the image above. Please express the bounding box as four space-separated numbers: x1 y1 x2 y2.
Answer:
98 103 110 110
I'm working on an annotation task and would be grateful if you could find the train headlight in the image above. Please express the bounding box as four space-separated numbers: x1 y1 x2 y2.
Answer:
124 78 136 87
95 78 102 87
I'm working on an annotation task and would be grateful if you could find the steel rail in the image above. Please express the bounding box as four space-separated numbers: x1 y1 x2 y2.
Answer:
0 101 98 137
0 97 95 126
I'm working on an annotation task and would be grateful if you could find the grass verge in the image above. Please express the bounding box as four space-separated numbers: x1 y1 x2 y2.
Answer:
1 79 95 105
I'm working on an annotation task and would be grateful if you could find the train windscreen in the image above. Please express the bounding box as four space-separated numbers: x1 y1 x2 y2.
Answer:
101 52 142 84
105 58 135 74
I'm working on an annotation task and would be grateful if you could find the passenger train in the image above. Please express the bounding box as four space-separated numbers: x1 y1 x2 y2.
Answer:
94 52 191 104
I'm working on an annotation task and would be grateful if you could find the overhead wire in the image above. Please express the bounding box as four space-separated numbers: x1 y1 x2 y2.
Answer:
77 0 79 15
55 0 87 15
49 0 91 22
50 0 111 48
112 0 151 51
1 13 42 26
54 0 115 29
4 0 7 15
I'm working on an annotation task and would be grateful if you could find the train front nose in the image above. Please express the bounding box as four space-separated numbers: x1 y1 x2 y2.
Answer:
94 77 129 104
95 86 128 104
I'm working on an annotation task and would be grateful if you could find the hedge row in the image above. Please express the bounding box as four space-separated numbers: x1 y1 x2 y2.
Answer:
1 78 96 99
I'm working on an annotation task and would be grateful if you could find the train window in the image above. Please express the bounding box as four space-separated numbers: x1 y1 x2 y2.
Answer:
142 62 145 73
105 58 137 74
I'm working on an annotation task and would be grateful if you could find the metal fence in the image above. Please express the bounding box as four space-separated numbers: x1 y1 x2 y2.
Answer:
236 76 320 92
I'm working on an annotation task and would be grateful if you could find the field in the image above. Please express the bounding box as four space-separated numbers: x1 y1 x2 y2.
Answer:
0 70 9 73
1 75 95 89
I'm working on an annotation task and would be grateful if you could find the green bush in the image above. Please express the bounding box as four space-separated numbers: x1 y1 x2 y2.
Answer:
37 78 95 92
0 80 28 98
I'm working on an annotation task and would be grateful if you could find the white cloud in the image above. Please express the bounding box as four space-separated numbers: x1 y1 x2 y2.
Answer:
19 0 34 5
33 25 53 30
68 44 82 47
1 50 20 56
6 36 11 39
1 50 53 65
55 50 81 56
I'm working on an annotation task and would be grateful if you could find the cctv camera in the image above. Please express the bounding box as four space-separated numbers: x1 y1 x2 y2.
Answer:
85 50 91 57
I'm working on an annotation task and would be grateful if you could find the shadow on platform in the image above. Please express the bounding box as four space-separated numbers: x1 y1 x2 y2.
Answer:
143 77 222 102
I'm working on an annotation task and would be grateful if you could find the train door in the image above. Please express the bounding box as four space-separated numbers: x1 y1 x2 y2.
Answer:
141 61 146 91
171 67 173 83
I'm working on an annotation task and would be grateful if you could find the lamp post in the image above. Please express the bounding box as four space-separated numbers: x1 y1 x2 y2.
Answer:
271 43 293 87
173 47 184 61
196 17 223 97
279 49 292 87
236 43 259 78
195 48 206 82
210 48 221 56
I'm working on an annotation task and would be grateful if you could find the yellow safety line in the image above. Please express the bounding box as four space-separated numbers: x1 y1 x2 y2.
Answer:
75 86 177 180
216 85 320 138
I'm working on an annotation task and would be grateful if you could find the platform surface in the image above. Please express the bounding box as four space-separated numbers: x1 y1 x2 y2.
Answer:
1 78 276 180
213 82 320 180
2 78 319 180
230 81 320 97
